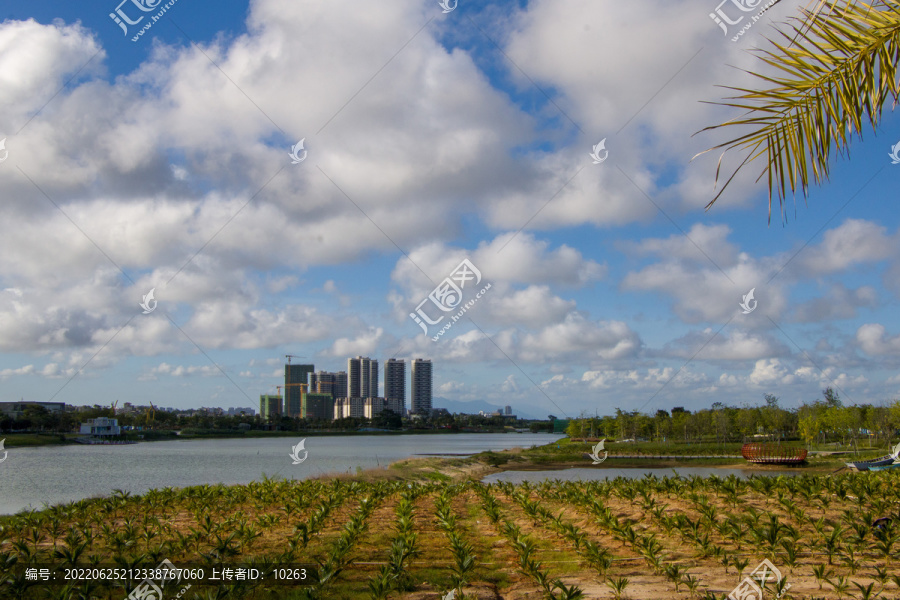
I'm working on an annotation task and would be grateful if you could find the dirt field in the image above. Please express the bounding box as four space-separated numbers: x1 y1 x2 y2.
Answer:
1 462 898 600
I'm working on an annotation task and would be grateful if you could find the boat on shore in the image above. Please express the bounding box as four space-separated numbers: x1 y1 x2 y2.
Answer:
846 442 900 471
868 461 900 472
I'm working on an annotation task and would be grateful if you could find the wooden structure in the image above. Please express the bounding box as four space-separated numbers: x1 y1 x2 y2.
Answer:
741 443 808 464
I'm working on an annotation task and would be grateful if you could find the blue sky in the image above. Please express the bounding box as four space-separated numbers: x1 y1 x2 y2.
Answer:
0 0 898 420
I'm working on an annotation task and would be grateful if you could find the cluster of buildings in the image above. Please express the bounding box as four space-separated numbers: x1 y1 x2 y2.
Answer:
1 400 260 418
481 407 516 418
112 403 256 417
259 357 433 422
0 401 66 418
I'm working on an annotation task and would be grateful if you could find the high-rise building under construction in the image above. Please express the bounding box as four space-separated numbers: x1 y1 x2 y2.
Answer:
284 363 314 417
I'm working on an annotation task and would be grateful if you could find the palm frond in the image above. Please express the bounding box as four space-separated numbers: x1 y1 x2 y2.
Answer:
695 0 900 221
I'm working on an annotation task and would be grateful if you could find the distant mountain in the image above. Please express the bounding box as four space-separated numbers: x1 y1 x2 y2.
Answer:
431 397 543 420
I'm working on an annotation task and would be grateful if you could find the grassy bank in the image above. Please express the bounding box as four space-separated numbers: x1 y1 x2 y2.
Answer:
0 433 72 447
471 437 852 471
0 430 179 447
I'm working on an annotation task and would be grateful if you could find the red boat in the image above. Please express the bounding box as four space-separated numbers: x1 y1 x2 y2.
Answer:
741 443 808 464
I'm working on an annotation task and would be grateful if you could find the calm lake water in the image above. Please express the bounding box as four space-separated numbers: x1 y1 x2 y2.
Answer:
483 466 801 484
0 433 564 515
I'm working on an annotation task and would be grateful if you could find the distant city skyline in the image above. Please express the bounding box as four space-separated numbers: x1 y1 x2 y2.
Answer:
255 356 433 421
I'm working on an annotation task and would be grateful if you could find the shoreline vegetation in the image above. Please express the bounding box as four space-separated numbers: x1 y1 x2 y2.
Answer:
2 438 898 599
381 439 856 483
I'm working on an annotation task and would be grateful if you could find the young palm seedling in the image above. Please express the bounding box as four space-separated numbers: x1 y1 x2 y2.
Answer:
665 563 686 592
811 564 833 590
826 575 850 600
683 574 703 598
852 581 877 600
606 576 629 600
552 579 585 600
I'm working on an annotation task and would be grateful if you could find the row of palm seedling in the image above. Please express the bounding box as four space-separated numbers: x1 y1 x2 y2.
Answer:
6 479 343 563
302 486 391 600
282 483 354 563
549 478 900 599
500 485 615 579
367 483 435 599
3 473 899 599
681 480 900 585
546 482 709 599
433 484 480 598
475 484 584 600
1 479 371 599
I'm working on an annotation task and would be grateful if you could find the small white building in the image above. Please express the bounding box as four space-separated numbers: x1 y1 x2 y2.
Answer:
79 417 121 437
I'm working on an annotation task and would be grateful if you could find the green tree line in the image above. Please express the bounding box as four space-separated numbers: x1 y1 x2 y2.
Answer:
566 389 900 449
0 404 530 434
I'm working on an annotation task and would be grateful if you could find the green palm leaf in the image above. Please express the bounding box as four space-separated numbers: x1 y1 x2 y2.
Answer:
696 0 900 221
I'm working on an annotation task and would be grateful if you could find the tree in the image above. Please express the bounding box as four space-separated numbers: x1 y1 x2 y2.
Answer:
654 410 672 443
798 409 819 447
868 404 895 446
671 409 691 442
712 404 731 445
374 409 402 430
22 405 52 431
823 387 843 408
697 0 900 220
761 394 794 441
737 405 761 441
890 400 900 434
